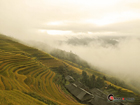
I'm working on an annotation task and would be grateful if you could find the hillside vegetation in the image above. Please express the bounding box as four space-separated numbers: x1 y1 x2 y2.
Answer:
48 46 140 95
0 34 140 105
0 34 83 105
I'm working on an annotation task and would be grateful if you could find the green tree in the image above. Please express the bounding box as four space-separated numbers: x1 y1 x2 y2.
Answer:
118 88 122 93
89 74 96 89
86 78 90 88
95 77 104 89
103 76 106 80
81 71 88 85
58 66 67 75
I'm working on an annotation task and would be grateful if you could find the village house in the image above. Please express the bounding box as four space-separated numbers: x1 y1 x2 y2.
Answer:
65 83 94 103
90 88 107 99
65 76 126 105
65 75 75 83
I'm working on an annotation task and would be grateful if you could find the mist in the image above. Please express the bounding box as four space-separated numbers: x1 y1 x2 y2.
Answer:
1 0 140 93
58 37 140 84
18 35 140 92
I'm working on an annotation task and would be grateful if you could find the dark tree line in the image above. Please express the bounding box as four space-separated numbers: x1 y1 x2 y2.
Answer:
56 66 80 81
50 49 90 68
81 71 105 89
55 66 105 89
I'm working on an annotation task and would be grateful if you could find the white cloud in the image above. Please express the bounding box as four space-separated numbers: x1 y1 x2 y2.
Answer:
46 30 73 35
0 0 140 37
46 21 64 26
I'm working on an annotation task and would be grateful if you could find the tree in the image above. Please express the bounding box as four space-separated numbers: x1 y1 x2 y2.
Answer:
114 81 117 85
103 76 106 80
89 74 96 88
58 66 67 75
95 77 104 89
81 71 88 85
82 71 87 77
118 88 122 93
86 79 90 88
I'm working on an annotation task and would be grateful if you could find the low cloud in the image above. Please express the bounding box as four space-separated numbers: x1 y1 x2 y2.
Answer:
49 36 140 90
39 19 140 36
1 0 140 93
21 35 140 89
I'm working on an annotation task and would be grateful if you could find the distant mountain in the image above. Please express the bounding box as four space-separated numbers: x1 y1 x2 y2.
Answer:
57 36 127 46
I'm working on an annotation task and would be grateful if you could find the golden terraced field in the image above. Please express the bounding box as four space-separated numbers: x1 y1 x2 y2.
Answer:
0 35 83 105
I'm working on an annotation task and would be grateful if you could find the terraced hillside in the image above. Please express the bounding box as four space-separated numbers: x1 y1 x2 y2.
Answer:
0 34 83 105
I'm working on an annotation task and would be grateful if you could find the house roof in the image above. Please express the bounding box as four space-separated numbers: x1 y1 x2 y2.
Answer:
90 88 107 99
74 81 89 91
65 83 94 101
65 75 75 81
82 94 94 102
66 83 124 105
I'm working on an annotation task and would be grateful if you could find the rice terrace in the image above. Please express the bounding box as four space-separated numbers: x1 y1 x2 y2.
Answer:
0 34 82 105
1 0 140 105
0 34 140 105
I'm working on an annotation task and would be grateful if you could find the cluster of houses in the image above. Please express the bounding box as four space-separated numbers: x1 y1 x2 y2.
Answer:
65 75 126 105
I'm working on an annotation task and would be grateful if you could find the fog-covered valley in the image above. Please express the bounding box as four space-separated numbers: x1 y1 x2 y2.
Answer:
15 35 140 93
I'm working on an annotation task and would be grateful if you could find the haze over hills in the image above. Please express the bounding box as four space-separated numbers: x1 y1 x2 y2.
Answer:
20 35 140 93
0 0 140 105
58 36 123 46
58 36 140 91
0 34 140 105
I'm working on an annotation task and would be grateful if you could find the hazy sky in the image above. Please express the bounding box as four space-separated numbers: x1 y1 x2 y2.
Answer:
1 0 140 91
0 0 140 37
